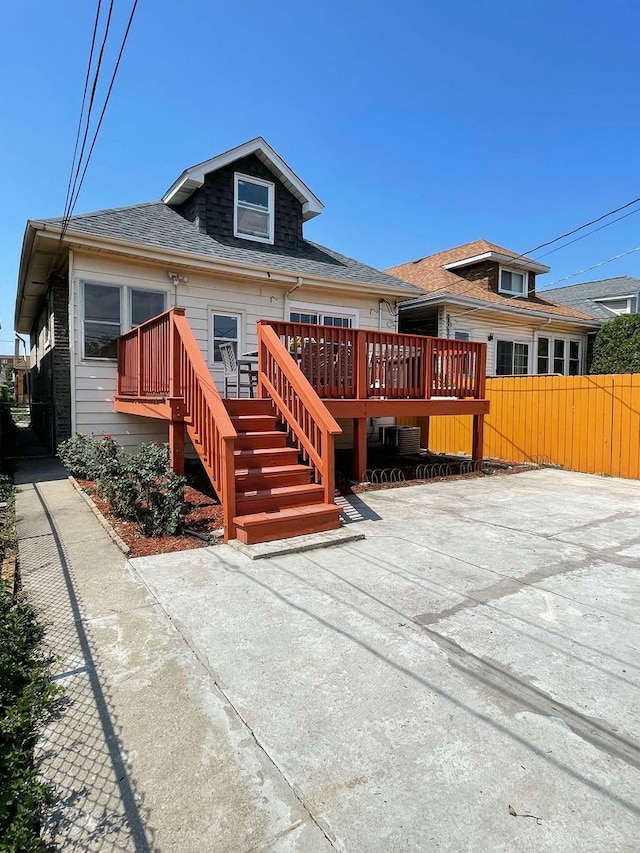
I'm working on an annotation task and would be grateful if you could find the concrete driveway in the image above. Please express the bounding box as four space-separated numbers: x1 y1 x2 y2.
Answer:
128 469 640 852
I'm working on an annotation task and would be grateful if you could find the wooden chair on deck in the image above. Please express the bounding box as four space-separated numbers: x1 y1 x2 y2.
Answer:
219 342 258 398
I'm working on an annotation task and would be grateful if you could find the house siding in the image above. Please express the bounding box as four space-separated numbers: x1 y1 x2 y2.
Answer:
175 153 304 251
28 273 72 450
441 306 589 376
71 251 394 451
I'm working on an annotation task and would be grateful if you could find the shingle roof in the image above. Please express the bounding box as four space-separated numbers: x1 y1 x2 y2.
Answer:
45 202 422 294
545 276 640 319
386 240 596 322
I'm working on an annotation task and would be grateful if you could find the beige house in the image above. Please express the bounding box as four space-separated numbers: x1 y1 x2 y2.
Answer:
388 240 599 376
15 137 422 453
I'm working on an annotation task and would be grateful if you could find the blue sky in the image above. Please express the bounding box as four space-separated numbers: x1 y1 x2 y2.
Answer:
1 0 639 341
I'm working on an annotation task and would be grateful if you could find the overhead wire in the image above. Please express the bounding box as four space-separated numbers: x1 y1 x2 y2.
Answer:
57 0 139 250
61 0 104 230
59 0 116 243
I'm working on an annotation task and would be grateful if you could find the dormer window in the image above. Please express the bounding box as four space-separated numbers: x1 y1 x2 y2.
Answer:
499 267 527 296
234 173 274 243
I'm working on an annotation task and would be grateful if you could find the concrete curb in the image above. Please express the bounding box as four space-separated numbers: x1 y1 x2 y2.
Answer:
68 475 131 556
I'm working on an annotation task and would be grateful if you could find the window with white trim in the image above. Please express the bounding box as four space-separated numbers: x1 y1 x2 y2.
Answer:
82 283 166 360
499 268 527 296
211 313 240 363
454 330 470 341
289 307 356 328
234 173 274 243
537 336 582 375
496 340 529 375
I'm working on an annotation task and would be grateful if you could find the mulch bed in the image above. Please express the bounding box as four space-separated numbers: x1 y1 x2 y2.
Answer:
75 475 224 558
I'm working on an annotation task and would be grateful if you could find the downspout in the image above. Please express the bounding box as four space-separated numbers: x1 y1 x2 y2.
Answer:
284 276 304 321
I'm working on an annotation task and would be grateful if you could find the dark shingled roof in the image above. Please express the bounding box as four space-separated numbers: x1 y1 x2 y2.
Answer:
546 276 640 319
45 202 422 293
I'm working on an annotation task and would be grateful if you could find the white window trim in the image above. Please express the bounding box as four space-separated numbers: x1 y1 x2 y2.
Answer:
494 337 531 376
498 266 528 297
209 309 243 367
234 172 275 244
80 281 167 361
535 333 583 375
288 300 360 328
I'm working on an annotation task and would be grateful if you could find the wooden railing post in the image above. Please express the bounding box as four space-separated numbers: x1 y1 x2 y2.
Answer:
476 343 487 399
137 326 143 397
222 436 237 541
355 330 368 399
424 338 434 399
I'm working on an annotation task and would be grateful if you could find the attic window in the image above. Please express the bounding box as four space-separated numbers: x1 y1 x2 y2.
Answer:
234 173 274 244
499 268 527 296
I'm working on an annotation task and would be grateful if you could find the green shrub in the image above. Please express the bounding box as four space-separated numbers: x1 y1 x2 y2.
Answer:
58 435 185 536
0 580 59 852
590 314 640 374
57 432 119 481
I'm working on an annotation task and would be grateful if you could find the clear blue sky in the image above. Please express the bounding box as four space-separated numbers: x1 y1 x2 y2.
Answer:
1 0 640 341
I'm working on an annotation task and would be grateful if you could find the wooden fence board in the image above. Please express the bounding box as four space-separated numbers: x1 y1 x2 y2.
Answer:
400 374 640 480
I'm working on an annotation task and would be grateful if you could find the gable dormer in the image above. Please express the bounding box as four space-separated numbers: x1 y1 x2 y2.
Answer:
442 247 549 300
163 138 323 251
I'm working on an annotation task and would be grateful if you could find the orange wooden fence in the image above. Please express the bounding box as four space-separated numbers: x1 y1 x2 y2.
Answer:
399 374 640 480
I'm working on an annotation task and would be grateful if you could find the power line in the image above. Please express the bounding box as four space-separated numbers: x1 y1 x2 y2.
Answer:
58 0 139 246
66 0 139 224
60 0 116 242
537 246 640 291
535 206 640 260
522 195 640 258
61 0 104 227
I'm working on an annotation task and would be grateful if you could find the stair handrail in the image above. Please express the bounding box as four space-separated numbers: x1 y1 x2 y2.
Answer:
171 309 238 539
257 321 341 504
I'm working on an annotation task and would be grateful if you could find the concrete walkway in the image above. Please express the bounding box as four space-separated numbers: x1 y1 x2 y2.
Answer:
16 462 640 851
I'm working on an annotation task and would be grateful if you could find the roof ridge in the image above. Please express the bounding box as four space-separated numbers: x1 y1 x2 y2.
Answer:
548 274 640 291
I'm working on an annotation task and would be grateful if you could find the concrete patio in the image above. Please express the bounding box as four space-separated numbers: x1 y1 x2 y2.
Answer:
17 464 640 851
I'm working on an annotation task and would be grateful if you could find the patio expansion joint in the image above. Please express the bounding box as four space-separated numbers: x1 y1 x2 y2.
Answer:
419 627 640 772
128 561 342 852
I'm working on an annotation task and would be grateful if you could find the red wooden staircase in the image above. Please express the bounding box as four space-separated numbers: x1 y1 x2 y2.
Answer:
227 398 341 544
115 308 342 545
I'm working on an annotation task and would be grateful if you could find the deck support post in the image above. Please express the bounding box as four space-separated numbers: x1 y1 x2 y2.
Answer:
416 416 430 450
168 420 185 475
472 414 484 469
353 417 367 481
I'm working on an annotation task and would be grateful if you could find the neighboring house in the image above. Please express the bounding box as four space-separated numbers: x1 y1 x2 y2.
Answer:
387 240 600 376
15 137 423 452
545 276 640 319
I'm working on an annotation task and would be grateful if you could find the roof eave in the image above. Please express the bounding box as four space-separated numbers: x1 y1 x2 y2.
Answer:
443 251 550 275
398 292 600 327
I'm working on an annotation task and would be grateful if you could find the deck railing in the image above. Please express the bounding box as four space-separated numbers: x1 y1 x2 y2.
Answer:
257 322 341 504
117 308 238 538
266 322 486 400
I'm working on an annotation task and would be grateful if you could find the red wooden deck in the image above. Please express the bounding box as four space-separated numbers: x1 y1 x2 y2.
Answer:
114 310 488 543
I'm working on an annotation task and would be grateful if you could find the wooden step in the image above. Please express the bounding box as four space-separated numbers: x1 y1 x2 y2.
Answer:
233 503 342 545
231 414 278 432
234 464 312 491
236 483 325 514
234 447 298 469
224 398 275 416
235 431 288 450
